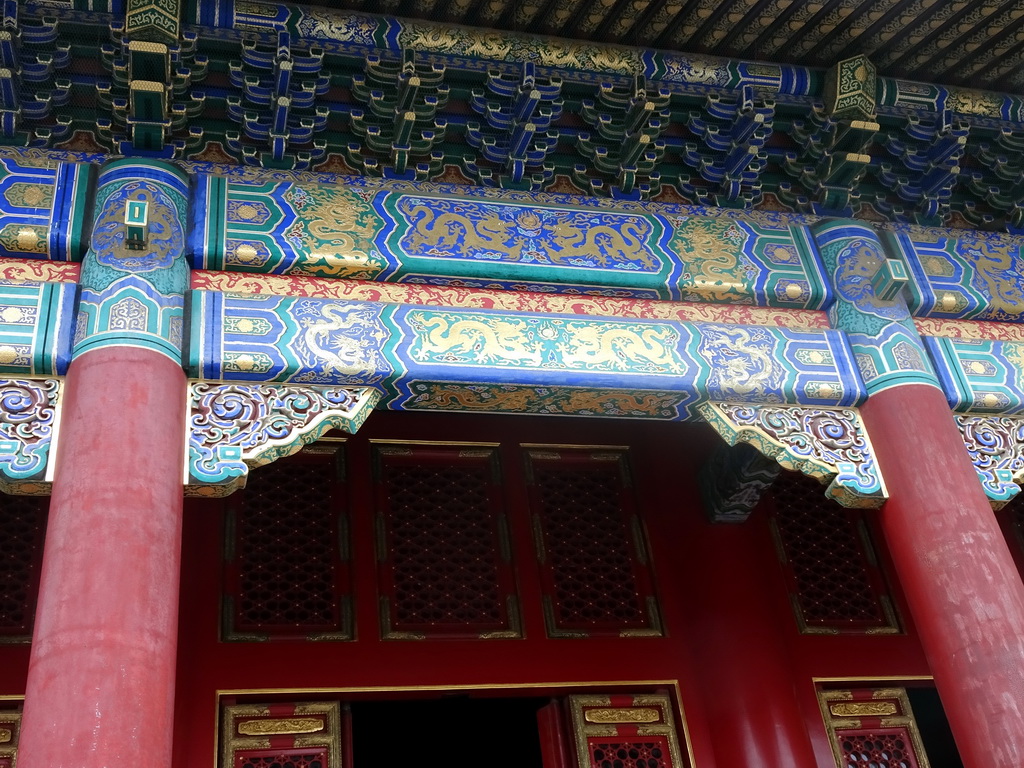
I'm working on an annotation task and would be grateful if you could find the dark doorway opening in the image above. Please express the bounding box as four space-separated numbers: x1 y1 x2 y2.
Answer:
907 687 963 768
350 696 549 768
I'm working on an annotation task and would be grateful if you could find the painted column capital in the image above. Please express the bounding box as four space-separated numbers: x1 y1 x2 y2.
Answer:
811 218 939 395
74 158 190 362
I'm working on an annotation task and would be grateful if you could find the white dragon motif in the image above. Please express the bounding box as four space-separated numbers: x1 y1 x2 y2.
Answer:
300 304 382 377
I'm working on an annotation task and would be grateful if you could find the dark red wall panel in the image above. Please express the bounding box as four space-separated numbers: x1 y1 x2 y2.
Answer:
0 410 934 768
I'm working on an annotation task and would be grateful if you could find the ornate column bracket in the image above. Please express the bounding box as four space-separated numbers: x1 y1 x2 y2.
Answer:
0 377 61 496
185 381 381 497
698 401 887 509
954 413 1024 509
699 440 781 523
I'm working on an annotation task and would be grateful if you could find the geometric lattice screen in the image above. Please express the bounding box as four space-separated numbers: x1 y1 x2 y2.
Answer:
819 688 931 768
568 693 685 768
220 702 341 768
0 495 47 643
525 447 662 638
218 439 670 641
769 471 900 635
372 442 521 640
222 442 352 641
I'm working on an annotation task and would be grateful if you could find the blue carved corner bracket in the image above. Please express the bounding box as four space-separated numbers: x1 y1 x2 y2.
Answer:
698 401 887 510
185 381 381 497
955 413 1024 509
0 378 62 495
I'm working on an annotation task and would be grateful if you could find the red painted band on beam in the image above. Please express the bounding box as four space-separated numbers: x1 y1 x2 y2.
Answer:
0 257 80 283
190 269 830 329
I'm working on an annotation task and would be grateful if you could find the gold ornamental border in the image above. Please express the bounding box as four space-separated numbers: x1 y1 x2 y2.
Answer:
569 693 685 768
221 702 341 768
813 676 935 768
215 680 696 768
0 695 22 767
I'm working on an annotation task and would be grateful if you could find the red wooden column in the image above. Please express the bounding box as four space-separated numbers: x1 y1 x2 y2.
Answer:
17 160 191 768
679 450 815 768
683 504 817 767
813 220 1024 767
862 385 1024 767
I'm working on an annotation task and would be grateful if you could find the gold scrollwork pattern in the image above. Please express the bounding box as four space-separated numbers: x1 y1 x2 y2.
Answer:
222 703 340 768
237 718 325 736
3 182 54 210
819 688 931 768
584 708 660 724
829 702 899 717
569 694 684 768
0 224 48 254
0 711 18 766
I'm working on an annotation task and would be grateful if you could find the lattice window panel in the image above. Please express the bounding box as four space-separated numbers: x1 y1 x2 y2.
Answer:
820 688 930 768
769 470 899 634
221 703 340 768
0 494 47 642
373 443 521 639
570 694 685 768
590 740 669 768
526 448 661 638
237 749 327 768
223 444 351 641
836 731 919 768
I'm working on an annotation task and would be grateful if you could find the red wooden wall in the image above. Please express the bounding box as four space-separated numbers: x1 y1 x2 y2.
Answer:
0 410 935 767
